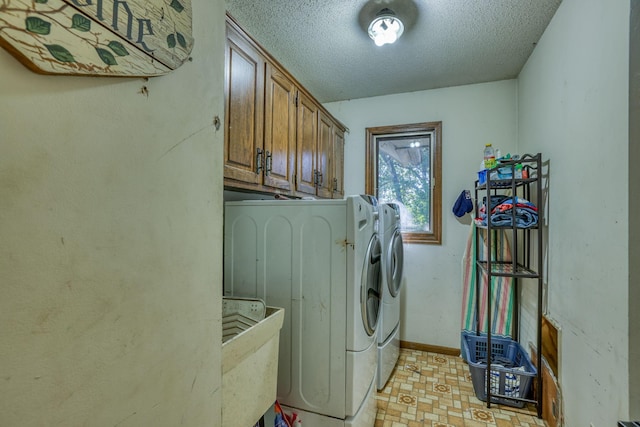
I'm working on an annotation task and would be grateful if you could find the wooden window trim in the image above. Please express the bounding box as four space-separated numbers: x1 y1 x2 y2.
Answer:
365 122 442 245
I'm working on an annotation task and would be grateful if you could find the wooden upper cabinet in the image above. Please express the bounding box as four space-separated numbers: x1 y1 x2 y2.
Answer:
224 14 346 198
317 111 334 199
333 128 345 198
224 24 265 185
264 64 296 191
296 91 318 195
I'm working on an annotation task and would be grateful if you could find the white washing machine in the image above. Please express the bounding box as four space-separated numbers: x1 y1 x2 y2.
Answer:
377 203 404 391
224 195 382 427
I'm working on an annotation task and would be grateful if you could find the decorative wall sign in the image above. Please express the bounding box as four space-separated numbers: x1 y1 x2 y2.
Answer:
0 0 193 76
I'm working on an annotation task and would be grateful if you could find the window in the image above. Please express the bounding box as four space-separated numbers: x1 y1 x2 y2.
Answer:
366 122 442 244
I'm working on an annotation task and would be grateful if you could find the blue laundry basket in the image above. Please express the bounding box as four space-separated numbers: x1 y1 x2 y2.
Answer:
461 332 537 408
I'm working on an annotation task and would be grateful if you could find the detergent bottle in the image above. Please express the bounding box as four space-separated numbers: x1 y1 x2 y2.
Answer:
483 144 496 169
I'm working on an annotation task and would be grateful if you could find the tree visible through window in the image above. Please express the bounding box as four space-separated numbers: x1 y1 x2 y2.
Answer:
366 122 442 244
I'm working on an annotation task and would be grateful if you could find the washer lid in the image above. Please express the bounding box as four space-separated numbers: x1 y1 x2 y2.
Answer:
362 233 382 336
386 229 404 297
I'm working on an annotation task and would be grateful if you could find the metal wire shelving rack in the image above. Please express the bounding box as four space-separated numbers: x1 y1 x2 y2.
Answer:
473 153 543 418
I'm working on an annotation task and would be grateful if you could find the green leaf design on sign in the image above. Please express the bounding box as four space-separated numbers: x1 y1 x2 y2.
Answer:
176 32 187 49
35 0 48 3
25 17 51 35
167 33 176 49
169 0 184 13
45 44 75 62
96 48 117 66
71 14 91 32
108 41 129 56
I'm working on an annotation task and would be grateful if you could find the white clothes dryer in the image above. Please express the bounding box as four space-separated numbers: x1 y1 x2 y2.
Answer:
377 202 404 391
224 195 382 427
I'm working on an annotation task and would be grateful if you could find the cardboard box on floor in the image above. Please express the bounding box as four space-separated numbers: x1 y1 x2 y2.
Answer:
530 314 563 427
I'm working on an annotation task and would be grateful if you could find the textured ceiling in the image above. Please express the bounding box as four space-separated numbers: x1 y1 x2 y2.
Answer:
225 0 562 103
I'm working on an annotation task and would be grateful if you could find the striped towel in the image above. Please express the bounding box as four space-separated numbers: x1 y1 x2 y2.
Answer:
461 222 514 337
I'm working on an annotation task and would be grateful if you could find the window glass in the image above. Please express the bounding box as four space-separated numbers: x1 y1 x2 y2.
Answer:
366 122 442 244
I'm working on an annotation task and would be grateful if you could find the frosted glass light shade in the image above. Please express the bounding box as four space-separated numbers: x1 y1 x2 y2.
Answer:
368 9 404 46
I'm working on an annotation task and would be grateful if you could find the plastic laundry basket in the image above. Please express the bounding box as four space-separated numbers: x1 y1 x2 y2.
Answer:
462 332 537 408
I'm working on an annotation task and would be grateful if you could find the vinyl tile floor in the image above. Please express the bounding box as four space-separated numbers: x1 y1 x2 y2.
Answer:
375 348 547 427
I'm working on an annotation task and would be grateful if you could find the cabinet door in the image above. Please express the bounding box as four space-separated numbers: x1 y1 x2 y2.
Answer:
332 127 345 198
264 64 296 191
295 92 318 195
224 24 265 185
316 111 334 199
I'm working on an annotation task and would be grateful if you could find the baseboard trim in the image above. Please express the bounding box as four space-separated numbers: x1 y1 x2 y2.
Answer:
400 340 460 356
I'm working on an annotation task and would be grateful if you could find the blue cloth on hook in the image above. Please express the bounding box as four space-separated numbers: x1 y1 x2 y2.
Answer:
452 190 473 217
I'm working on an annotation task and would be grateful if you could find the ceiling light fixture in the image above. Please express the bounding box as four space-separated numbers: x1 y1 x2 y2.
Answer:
368 8 404 47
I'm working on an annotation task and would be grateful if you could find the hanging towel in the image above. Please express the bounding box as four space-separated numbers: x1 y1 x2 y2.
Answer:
461 222 515 338
452 190 473 217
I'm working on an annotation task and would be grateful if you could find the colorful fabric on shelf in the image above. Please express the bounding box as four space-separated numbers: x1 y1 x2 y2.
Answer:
475 196 538 228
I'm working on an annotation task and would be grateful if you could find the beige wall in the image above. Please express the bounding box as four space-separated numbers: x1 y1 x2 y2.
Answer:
518 0 630 424
0 1 226 425
630 0 640 418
